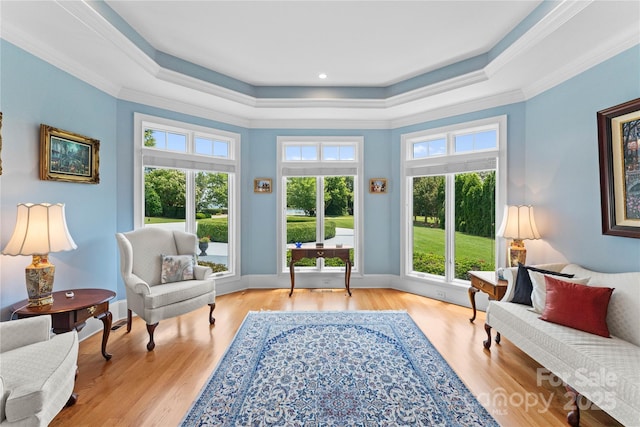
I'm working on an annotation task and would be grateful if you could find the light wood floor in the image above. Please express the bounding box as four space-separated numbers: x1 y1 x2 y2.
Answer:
51 288 622 426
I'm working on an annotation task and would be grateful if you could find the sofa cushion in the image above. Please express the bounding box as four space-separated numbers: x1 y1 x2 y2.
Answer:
540 275 614 337
144 279 215 309
0 331 78 423
161 254 195 284
530 271 589 313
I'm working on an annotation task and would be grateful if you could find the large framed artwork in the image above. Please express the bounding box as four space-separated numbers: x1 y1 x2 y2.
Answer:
40 124 100 184
597 98 640 238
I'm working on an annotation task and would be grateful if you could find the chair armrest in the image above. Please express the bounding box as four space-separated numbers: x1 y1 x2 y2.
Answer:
123 273 152 295
194 265 213 280
0 316 51 353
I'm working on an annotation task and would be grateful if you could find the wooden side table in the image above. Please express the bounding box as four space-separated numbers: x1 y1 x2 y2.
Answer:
467 271 507 323
289 247 352 296
12 288 116 360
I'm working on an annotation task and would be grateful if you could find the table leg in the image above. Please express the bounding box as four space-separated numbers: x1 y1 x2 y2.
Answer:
468 286 479 323
289 260 295 297
345 259 352 296
96 311 113 360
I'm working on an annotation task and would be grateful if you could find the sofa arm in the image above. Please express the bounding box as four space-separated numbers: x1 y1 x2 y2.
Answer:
0 316 51 353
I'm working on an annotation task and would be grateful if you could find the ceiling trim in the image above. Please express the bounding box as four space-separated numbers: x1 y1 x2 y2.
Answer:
3 1 638 130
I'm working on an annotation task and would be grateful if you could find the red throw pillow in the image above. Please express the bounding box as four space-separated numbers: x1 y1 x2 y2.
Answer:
540 275 614 337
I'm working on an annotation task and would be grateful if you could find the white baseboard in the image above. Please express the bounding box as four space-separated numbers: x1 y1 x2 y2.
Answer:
77 275 487 342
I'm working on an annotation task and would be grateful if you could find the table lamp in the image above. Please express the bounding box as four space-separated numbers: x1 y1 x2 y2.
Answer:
2 203 77 306
496 205 541 267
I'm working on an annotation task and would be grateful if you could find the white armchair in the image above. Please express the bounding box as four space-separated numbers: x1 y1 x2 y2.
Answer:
0 315 78 426
115 227 216 351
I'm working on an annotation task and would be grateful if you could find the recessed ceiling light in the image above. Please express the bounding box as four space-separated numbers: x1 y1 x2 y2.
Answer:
318 73 327 80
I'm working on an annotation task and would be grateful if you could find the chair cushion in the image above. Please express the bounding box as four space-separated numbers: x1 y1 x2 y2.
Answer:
144 279 215 309
161 254 195 284
0 331 78 423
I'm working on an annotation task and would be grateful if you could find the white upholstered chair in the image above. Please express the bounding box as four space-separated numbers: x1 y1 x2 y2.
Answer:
115 228 216 351
0 315 78 426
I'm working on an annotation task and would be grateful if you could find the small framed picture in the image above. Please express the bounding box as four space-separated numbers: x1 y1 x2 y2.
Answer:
40 124 100 184
369 178 387 194
254 178 272 193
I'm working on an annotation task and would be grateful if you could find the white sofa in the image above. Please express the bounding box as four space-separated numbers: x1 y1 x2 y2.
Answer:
483 263 640 427
0 315 78 426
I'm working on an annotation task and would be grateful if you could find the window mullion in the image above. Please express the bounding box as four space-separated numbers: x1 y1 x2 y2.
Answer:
445 174 455 281
317 177 325 270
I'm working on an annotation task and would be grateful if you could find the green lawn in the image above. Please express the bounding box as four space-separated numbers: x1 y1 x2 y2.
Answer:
413 226 494 263
145 217 187 224
286 215 354 229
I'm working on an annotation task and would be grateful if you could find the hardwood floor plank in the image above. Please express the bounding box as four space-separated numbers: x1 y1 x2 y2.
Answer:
51 289 622 426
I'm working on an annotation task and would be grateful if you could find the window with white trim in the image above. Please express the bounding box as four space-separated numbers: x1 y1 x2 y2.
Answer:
277 136 363 275
133 113 240 279
401 116 507 284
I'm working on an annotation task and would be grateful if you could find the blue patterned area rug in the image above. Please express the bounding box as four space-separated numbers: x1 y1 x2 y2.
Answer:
181 311 498 426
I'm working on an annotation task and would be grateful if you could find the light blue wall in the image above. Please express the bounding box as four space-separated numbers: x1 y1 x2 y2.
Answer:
525 45 640 272
244 128 393 274
0 40 118 318
2 38 639 319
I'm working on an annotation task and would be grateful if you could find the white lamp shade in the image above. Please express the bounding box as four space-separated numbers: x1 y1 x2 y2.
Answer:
496 205 541 240
2 203 77 255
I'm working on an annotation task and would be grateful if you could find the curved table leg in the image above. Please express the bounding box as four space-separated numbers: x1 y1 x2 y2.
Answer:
96 311 113 360
289 260 295 297
468 286 479 322
345 260 352 296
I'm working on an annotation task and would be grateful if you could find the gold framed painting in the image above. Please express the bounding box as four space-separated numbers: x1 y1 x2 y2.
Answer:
254 178 272 193
597 98 640 238
40 124 100 184
369 178 387 194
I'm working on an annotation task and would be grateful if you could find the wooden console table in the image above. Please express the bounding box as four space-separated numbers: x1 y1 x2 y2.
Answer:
467 271 507 323
289 247 352 297
12 288 116 360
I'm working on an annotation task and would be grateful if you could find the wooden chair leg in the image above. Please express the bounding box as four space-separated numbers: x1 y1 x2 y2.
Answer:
565 384 580 427
146 323 158 351
208 303 216 325
483 323 492 349
127 309 132 333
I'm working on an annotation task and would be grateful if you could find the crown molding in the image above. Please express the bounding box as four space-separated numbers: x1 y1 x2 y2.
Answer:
522 26 640 100
485 0 593 77
118 88 251 129
1 22 121 97
59 0 160 77
156 68 257 108
390 90 525 129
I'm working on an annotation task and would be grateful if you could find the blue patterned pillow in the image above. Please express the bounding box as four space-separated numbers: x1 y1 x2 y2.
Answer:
161 254 195 284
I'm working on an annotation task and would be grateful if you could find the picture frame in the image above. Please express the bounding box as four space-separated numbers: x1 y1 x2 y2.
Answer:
40 124 100 184
369 178 387 194
254 178 272 193
597 98 640 238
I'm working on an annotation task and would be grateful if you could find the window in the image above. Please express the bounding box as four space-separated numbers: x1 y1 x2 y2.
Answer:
401 116 507 284
278 137 363 275
134 113 240 279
